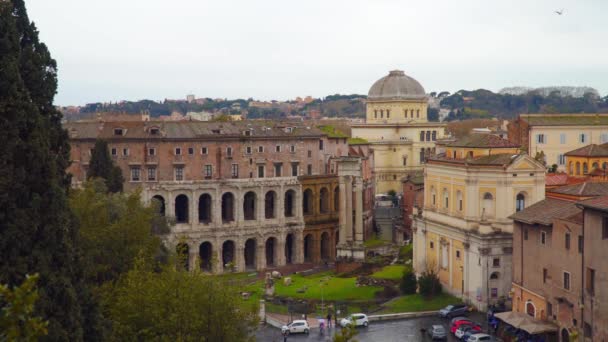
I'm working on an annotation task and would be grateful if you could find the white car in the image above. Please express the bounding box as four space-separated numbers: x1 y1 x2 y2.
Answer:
467 333 498 342
340 313 369 328
281 320 310 335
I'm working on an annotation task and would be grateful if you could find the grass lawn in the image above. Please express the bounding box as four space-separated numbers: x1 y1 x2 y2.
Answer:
363 237 390 248
379 293 462 314
274 272 382 301
370 265 406 281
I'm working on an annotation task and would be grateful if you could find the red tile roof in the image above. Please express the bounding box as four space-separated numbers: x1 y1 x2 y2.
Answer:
445 133 520 148
577 195 608 212
564 144 608 157
545 173 569 186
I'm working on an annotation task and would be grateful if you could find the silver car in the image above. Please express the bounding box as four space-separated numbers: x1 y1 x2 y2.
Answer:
428 325 447 340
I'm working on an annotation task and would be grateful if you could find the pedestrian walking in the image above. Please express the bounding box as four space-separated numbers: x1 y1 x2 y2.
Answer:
326 313 332 328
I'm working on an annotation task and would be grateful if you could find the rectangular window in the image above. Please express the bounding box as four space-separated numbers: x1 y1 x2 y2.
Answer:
291 162 299 176
275 145 281 152
150 128 159 135
111 147 117 156
586 268 595 295
307 150 312 158
560 133 566 144
307 164 312 175
541 231 547 245
543 268 548 283
319 140 324 150
188 147 194 155
114 128 123 136
290 145 296 153
580 133 587 143
130 167 140 182
563 271 570 290
558 154 566 165
204 164 212 178
430 241 434 249
231 164 238 178
456 250 461 259
148 147 156 156
122 148 129 156
584 323 592 339
246 146 252 154
547 302 553 317
226 147 233 157
147 167 156 181
201 147 208 155
536 134 546 144
565 233 571 250
493 258 500 267
258 146 264 153
175 147 182 155
174 166 184 181
274 163 282 177
257 165 265 178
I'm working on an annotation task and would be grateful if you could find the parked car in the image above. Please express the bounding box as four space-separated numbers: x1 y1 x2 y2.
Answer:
451 319 478 334
467 333 498 342
439 304 468 318
281 320 310 335
450 316 469 325
427 325 447 340
340 313 369 328
455 324 482 339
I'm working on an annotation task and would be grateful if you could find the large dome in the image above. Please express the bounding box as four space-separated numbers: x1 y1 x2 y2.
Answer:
367 70 426 101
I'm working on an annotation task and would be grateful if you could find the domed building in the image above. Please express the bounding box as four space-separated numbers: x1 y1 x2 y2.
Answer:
351 70 446 194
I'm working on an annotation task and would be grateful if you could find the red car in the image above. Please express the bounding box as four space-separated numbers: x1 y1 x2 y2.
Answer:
450 319 478 334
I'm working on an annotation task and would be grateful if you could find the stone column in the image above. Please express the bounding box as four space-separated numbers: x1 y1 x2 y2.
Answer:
190 191 197 226
213 188 222 225
345 176 353 242
214 243 223 274
257 188 264 223
276 236 286 266
295 230 305 264
188 244 198 272
256 241 266 270
278 186 285 222
312 232 321 263
236 244 245 273
167 192 175 218
338 176 347 245
354 177 364 243
236 190 244 223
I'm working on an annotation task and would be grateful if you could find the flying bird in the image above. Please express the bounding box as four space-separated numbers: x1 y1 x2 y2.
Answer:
555 9 564 15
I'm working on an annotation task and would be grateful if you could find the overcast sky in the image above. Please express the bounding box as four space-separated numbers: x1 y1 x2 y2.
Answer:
27 0 608 105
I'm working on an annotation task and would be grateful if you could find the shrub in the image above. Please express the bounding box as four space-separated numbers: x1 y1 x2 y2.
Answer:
399 268 417 295
418 269 442 298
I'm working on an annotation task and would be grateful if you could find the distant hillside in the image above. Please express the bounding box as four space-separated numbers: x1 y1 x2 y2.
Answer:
499 86 600 98
441 89 608 121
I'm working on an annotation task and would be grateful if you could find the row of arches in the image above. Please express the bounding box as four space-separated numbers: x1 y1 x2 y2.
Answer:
302 186 339 216
152 189 297 223
569 161 607 176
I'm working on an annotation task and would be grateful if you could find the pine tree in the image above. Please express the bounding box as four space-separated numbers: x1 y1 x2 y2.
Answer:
89 139 124 193
0 1 100 339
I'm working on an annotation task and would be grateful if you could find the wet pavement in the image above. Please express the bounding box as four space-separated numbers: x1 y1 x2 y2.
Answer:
256 312 489 342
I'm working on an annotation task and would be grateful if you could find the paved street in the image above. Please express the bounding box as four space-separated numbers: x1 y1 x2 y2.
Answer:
256 313 488 342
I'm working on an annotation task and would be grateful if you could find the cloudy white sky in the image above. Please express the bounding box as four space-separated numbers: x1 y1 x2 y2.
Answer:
27 0 608 105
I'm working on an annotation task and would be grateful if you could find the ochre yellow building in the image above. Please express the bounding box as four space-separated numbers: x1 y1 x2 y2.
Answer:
564 143 608 177
413 134 546 310
351 70 446 194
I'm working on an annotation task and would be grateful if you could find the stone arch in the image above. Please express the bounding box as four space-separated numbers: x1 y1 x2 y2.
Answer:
285 234 294 264
284 190 295 217
176 242 189 270
561 328 570 342
221 192 235 222
516 192 526 212
482 192 495 218
243 191 257 220
199 241 213 271
175 194 189 223
304 234 313 262
198 193 212 223
319 187 329 213
334 186 340 211
152 195 165 216
265 237 276 266
303 188 313 215
244 239 256 270
320 232 330 261
490 272 499 280
592 162 599 170
222 240 235 271
525 300 536 318
265 191 276 219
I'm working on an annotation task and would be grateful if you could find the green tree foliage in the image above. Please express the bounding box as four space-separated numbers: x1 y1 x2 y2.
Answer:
70 179 164 287
399 267 417 295
88 140 124 193
103 259 258 341
0 0 99 339
0 274 48 341
333 318 358 342
418 269 442 298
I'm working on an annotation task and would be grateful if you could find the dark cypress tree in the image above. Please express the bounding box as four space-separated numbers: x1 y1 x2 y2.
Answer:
88 139 124 193
0 1 100 340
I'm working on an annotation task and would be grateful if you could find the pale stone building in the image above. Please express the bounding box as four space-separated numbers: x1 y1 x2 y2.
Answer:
351 70 447 194
412 135 546 310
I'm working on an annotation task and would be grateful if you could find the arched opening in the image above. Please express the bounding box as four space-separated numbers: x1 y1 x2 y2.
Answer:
304 234 313 262
490 272 499 280
456 191 463 212
319 187 329 213
285 234 294 264
221 192 235 222
265 191 276 219
222 240 235 271
176 243 189 270
303 189 313 215
576 162 581 175
199 242 212 271
320 232 330 261
152 195 165 216
592 162 599 170
284 190 295 217
561 328 570 342
265 237 276 266
583 162 588 174
198 194 212 223
175 194 189 223
244 239 256 270
243 191 257 220
516 193 526 212
482 192 494 218
569 162 573 175
334 186 340 211
525 301 536 318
